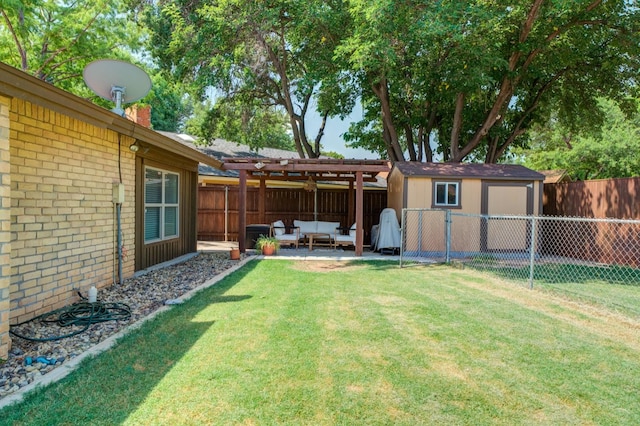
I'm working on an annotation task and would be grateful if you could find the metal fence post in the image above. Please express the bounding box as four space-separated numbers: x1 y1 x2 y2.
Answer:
417 209 423 257
400 208 406 268
445 210 451 263
528 216 536 289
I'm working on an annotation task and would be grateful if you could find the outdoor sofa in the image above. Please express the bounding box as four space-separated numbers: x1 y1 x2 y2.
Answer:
271 220 356 249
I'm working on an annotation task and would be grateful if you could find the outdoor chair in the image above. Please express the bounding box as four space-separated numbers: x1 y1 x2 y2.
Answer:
270 220 300 248
334 223 356 249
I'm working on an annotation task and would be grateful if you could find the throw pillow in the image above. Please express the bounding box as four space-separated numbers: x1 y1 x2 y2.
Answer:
272 220 285 236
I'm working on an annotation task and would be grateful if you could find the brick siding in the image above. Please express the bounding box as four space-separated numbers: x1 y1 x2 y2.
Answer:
0 96 10 359
9 99 136 328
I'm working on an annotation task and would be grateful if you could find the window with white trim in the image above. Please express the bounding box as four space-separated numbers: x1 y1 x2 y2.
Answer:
434 181 460 207
144 167 179 242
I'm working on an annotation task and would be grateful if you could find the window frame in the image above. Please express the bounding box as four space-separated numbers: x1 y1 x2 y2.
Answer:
432 180 462 209
144 166 180 243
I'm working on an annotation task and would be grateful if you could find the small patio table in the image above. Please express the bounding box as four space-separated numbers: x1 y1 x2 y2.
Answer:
306 232 332 251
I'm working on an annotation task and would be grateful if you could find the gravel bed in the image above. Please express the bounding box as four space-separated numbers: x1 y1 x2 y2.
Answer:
0 252 249 401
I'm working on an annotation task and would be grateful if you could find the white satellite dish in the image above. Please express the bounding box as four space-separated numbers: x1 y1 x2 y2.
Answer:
83 59 152 117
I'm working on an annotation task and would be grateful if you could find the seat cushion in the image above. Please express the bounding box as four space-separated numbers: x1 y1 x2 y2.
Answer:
335 234 355 243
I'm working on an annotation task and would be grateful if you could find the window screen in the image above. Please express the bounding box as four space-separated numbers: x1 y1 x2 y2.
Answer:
144 167 179 242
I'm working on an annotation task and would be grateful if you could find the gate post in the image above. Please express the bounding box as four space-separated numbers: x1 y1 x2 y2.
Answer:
445 210 451 263
528 216 537 289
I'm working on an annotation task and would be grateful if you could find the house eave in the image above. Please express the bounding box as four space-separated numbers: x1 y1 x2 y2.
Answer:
0 62 222 170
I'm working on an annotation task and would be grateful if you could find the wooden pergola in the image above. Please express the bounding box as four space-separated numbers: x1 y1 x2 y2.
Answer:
222 158 391 256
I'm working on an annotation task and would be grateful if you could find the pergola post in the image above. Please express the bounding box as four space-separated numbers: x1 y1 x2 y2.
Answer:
238 169 247 253
348 181 355 227
258 178 266 224
355 171 363 256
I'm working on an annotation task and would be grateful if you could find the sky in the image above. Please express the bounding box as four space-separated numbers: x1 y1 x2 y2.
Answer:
306 102 379 160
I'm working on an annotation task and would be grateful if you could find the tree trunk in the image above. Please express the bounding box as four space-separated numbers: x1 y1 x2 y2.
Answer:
423 108 437 163
313 111 329 157
288 116 306 158
450 92 465 161
258 29 319 159
405 125 417 161
372 78 404 161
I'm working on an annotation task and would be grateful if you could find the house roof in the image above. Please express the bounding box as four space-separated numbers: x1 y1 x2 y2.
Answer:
539 169 571 184
392 162 545 181
0 62 222 170
157 132 300 178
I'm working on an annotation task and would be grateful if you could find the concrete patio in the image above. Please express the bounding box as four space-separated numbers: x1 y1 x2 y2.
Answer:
197 241 400 261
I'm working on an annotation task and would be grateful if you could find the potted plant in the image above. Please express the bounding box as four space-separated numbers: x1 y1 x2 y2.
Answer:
229 247 240 260
255 234 280 256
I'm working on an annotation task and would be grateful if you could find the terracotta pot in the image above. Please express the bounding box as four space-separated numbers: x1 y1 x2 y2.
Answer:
261 245 276 256
230 248 240 260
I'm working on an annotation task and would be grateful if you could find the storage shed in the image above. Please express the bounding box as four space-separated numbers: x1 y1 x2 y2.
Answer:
387 162 544 255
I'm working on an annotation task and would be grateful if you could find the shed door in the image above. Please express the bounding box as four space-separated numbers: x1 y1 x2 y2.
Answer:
481 182 533 252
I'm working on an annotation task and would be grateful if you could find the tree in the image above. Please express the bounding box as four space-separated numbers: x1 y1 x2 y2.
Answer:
0 0 144 95
185 97 295 152
338 0 640 163
0 1 193 131
146 74 193 132
134 0 353 158
516 98 640 180
321 150 345 159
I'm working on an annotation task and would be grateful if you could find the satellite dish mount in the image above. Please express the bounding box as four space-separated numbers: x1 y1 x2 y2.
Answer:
110 86 126 116
83 60 152 117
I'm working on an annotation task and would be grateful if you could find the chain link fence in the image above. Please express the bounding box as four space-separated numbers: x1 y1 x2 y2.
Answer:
400 209 640 316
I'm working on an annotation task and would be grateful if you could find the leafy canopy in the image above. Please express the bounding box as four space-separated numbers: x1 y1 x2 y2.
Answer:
185 97 295 152
0 0 143 95
516 98 640 180
136 0 352 156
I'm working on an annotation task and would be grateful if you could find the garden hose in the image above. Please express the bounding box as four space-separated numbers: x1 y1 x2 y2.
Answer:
9 299 131 342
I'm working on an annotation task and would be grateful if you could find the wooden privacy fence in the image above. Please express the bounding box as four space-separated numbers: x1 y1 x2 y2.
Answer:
543 176 640 267
544 176 640 219
198 185 387 245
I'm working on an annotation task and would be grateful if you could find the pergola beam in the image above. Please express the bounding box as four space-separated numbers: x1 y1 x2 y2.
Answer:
223 158 389 174
242 174 379 183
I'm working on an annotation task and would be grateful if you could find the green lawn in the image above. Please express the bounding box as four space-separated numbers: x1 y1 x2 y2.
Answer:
468 260 640 318
2 259 640 425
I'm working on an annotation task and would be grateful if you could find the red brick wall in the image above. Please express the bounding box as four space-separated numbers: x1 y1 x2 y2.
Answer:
126 105 152 128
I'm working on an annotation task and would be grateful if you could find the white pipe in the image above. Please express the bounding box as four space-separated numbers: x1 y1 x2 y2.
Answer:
314 188 318 221
116 203 123 284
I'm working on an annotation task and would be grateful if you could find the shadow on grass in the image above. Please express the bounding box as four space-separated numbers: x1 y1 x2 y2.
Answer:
0 261 257 425
342 259 401 270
